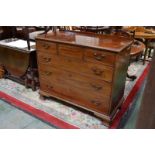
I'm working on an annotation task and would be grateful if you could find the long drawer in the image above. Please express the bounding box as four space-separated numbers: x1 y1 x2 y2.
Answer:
39 65 112 96
40 78 110 114
37 53 114 83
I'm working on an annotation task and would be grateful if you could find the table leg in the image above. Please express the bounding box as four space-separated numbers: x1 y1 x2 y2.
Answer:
143 48 148 65
148 48 152 58
143 39 148 65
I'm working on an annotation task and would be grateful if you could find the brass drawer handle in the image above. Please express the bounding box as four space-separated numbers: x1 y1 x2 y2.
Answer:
43 57 51 63
91 67 104 76
44 71 52 76
94 53 105 61
127 46 131 51
90 84 103 91
43 43 50 49
91 100 102 106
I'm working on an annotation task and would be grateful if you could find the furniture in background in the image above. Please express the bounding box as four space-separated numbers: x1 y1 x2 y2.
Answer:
130 40 145 61
123 27 155 64
144 27 155 58
146 39 155 58
70 26 112 34
58 26 72 31
0 27 40 90
134 31 155 64
125 40 145 81
0 37 39 91
82 26 112 34
36 31 132 126
0 26 46 41
0 26 16 40
15 26 45 41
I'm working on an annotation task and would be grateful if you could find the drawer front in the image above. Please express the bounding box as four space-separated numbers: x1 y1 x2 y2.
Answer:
40 79 110 114
37 52 53 65
58 44 84 59
37 40 57 54
38 55 114 83
85 48 116 66
39 65 112 97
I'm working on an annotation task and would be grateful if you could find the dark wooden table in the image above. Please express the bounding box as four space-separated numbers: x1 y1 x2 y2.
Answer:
130 40 145 58
126 40 145 81
134 31 155 64
123 27 155 64
0 38 39 91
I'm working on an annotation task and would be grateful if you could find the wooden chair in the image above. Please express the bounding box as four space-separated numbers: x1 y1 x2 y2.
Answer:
1 27 33 50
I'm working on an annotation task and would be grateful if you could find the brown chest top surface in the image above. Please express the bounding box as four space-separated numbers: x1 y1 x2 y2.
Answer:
36 31 133 53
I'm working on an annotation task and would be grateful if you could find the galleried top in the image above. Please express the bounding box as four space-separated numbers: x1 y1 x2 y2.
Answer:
37 31 133 52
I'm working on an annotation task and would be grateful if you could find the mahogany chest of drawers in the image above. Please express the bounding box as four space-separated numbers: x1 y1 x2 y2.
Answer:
36 31 132 126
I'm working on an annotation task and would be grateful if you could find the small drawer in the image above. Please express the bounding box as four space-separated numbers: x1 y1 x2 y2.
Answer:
37 40 57 54
58 44 83 59
85 48 116 66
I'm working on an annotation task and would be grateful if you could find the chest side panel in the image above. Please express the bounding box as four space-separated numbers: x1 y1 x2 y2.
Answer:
109 46 131 114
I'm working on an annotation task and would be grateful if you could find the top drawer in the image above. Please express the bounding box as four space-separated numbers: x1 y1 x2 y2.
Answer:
85 48 116 66
37 40 57 54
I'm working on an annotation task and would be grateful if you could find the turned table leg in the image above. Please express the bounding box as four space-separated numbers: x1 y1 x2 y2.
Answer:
143 48 148 65
143 39 149 65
